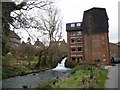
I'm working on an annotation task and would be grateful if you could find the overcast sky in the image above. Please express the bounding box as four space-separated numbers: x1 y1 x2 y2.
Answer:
12 0 119 44
55 0 119 43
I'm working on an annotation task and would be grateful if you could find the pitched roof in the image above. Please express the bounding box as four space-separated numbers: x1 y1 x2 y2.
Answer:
50 40 67 46
50 40 67 53
34 39 45 48
9 30 21 39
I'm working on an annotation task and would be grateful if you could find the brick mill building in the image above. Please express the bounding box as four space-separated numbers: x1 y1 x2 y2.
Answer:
66 7 110 64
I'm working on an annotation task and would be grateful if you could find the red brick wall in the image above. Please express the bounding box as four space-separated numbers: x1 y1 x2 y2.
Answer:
67 31 84 62
109 43 118 58
67 31 110 64
84 33 110 64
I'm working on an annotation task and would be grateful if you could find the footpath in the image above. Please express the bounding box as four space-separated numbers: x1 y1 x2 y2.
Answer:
105 64 119 88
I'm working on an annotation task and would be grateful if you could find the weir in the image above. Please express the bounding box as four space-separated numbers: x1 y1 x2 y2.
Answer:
52 57 70 71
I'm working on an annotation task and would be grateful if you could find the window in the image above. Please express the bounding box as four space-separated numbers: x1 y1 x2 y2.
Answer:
58 43 61 45
103 55 105 57
77 31 81 35
103 59 106 62
13 44 18 48
77 38 82 42
75 56 83 63
77 56 83 60
71 23 75 27
71 38 76 43
71 32 76 36
71 56 76 60
36 46 40 48
76 23 81 26
71 46 76 52
78 47 82 52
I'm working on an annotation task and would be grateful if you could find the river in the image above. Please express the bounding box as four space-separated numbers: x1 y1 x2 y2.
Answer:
2 57 71 88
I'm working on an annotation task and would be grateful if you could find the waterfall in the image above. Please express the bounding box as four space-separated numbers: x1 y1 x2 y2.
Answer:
52 57 70 71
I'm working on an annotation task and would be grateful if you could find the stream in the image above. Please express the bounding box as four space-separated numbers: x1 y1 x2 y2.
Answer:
2 57 71 88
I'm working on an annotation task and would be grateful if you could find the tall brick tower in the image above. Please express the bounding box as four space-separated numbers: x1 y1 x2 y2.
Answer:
66 7 110 65
82 7 110 64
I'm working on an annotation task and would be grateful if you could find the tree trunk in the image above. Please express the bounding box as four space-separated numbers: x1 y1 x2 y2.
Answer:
35 54 42 67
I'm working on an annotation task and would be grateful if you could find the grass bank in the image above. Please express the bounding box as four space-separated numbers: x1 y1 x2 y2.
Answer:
2 56 52 79
2 66 52 79
92 68 108 88
37 64 108 88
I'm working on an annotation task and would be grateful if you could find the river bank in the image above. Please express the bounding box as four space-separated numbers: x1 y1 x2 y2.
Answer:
2 69 71 88
37 65 109 88
2 57 71 88
2 65 53 79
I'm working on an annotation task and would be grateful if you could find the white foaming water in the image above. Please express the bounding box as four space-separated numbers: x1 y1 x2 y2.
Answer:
52 57 70 71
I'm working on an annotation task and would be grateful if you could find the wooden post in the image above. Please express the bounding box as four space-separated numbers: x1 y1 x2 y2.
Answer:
83 76 90 88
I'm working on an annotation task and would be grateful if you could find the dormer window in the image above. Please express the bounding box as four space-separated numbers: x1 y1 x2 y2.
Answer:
76 23 81 26
71 23 75 27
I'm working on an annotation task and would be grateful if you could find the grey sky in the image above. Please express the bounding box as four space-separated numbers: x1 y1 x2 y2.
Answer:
11 0 119 44
55 0 119 43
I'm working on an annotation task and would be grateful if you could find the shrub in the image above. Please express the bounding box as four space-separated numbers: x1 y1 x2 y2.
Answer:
65 59 76 68
2 56 16 66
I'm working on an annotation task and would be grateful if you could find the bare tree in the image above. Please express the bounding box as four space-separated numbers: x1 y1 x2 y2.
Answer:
9 0 63 67
35 5 63 67
10 0 53 40
39 5 63 42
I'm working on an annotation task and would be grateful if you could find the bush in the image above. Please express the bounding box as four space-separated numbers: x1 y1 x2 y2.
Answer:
65 59 76 68
20 70 26 75
2 66 27 79
2 56 16 66
71 65 81 74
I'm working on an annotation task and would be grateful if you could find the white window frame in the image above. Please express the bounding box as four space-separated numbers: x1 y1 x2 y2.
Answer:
77 55 83 56
76 23 81 26
71 23 75 27
103 59 106 62
77 31 82 35
71 55 77 57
